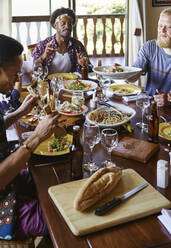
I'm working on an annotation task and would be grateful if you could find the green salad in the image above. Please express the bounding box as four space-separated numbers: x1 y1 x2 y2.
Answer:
48 136 70 152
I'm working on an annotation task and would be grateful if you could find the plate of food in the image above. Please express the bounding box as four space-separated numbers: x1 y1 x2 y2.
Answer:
63 79 97 92
93 64 142 80
48 73 79 80
108 84 142 96
34 134 73 156
57 101 88 116
86 102 136 127
159 123 171 141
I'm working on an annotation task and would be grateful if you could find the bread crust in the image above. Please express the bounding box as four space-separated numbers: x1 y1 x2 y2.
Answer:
74 166 122 211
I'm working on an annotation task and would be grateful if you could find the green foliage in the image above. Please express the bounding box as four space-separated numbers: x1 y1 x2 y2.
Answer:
76 0 126 56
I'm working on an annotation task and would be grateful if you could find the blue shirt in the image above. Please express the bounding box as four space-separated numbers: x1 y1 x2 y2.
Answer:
133 40 171 96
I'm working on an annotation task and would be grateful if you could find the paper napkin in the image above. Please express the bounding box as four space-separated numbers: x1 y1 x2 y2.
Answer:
157 208 171 234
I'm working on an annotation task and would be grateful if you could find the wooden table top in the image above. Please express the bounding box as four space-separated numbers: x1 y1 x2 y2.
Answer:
23 94 171 248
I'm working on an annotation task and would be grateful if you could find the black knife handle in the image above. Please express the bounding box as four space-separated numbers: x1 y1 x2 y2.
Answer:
94 198 122 216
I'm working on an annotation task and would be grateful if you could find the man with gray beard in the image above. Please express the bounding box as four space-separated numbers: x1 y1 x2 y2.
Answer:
128 8 171 107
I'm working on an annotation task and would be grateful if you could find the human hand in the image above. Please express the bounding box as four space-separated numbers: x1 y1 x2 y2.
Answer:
154 89 168 107
77 53 88 66
34 111 59 143
168 91 171 102
126 71 142 83
42 41 57 60
17 94 39 116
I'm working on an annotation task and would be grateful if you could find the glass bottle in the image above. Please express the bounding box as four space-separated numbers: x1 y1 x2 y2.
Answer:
148 101 159 143
70 125 83 180
81 58 88 80
98 59 102 66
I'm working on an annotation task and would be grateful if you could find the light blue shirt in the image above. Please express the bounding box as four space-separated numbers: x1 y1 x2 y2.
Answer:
133 40 171 96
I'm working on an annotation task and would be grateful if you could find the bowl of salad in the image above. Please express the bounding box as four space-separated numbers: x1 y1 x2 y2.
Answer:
63 79 97 92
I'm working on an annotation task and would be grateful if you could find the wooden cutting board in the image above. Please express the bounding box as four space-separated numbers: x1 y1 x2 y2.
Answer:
48 169 171 236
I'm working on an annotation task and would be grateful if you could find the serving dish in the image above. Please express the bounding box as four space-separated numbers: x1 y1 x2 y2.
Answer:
63 79 97 92
33 134 73 156
159 122 171 141
108 84 142 96
86 102 136 127
48 73 78 80
93 66 142 80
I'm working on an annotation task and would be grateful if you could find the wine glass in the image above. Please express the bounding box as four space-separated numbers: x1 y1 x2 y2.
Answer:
136 93 150 131
50 76 63 100
98 76 111 101
101 128 118 167
33 63 43 81
42 65 48 81
83 122 101 173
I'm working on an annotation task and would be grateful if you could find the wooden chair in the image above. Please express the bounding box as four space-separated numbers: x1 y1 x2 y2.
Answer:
0 238 35 248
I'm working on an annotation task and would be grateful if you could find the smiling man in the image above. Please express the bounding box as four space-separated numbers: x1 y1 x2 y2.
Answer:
32 7 92 74
128 8 171 107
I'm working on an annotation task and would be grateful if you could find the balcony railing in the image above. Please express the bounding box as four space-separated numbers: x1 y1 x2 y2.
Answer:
12 14 125 58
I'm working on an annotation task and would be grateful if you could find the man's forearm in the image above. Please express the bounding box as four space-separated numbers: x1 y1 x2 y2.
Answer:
4 108 24 128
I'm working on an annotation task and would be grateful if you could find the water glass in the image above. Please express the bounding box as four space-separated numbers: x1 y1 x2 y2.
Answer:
72 91 85 108
136 93 150 131
83 122 101 173
101 128 118 167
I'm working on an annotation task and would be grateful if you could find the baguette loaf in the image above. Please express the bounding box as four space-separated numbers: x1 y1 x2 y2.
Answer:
74 166 122 212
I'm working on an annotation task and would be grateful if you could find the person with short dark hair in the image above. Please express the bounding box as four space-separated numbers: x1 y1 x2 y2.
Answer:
128 8 171 107
32 7 92 74
0 34 59 239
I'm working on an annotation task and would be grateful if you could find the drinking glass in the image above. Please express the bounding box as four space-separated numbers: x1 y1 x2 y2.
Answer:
50 76 63 100
72 91 85 108
33 63 43 81
98 76 111 101
136 93 150 131
101 128 118 167
83 122 101 173
42 65 48 81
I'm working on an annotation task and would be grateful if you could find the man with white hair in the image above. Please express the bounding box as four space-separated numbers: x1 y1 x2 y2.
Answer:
128 8 171 107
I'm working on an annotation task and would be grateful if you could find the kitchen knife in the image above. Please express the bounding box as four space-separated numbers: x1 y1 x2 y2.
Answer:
94 182 148 216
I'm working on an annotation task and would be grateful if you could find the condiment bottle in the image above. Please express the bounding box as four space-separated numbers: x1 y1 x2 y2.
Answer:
81 58 88 80
157 160 169 189
98 59 102 66
148 101 159 143
70 125 83 180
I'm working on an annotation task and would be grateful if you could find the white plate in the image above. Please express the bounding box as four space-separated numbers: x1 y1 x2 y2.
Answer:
108 83 142 96
63 80 97 92
58 105 88 116
86 102 136 127
93 66 142 80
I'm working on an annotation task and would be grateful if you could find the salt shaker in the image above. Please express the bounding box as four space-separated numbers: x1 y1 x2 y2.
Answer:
157 160 169 189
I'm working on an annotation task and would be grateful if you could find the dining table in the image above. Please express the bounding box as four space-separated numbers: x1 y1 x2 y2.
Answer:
18 79 171 248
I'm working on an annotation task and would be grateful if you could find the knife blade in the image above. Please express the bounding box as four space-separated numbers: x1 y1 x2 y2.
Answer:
94 182 148 216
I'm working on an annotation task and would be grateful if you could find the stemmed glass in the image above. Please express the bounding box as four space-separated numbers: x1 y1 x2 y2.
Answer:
136 93 150 131
50 76 63 100
42 65 48 81
101 128 118 167
98 75 111 101
33 63 43 81
83 122 101 173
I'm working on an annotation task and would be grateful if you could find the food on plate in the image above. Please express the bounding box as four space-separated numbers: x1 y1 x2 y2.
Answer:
48 73 78 80
48 135 70 152
88 108 131 125
54 126 67 139
74 167 122 212
109 63 124 72
64 79 92 91
58 101 85 114
109 84 141 95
